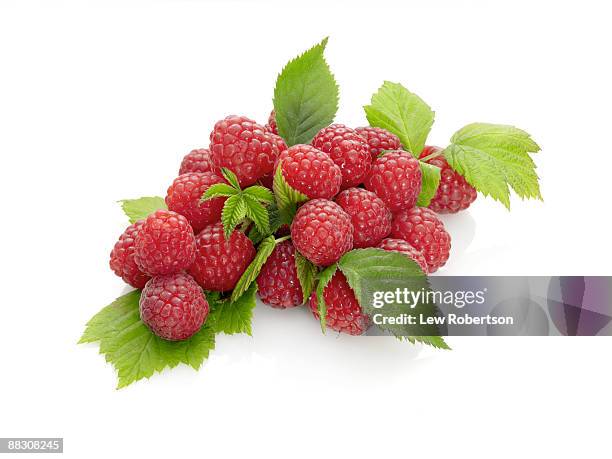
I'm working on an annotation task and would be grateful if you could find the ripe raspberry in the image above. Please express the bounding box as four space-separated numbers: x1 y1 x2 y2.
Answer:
256 240 303 308
355 126 401 159
259 173 274 190
265 110 278 135
209 115 281 187
165 172 226 233
309 271 368 335
277 145 342 199
290 199 353 266
364 150 422 212
134 210 196 276
377 238 429 274
139 273 209 341
311 124 372 189
188 223 256 292
334 188 391 248
419 146 477 213
390 207 451 273
179 148 216 175
109 220 150 289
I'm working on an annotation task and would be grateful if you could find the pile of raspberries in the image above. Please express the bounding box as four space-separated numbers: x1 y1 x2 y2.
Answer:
109 114 477 339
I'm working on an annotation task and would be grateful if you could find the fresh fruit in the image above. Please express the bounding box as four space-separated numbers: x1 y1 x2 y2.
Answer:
165 172 227 233
134 210 196 276
420 146 477 213
256 240 303 308
188 222 256 292
277 144 342 199
139 273 209 341
290 199 353 266
109 220 150 289
390 207 451 273
364 150 422 212
355 126 401 159
309 271 368 335
179 148 216 175
334 188 391 248
377 238 428 273
311 124 372 189
265 110 278 135
209 115 281 187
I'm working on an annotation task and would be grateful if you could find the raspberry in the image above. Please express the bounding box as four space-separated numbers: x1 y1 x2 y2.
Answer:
377 238 429 274
265 110 278 135
309 271 368 335
165 172 226 233
188 223 256 292
277 144 342 199
290 199 353 266
334 188 391 248
311 124 372 189
109 220 150 289
134 210 196 276
259 173 274 190
420 146 477 213
355 126 401 159
364 150 422 212
209 115 281 187
179 148 216 175
390 207 451 273
256 240 303 308
139 273 209 341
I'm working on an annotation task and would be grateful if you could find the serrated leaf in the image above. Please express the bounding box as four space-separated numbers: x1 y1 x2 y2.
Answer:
208 284 258 335
220 167 242 190
295 251 317 304
417 161 441 207
443 123 542 209
364 81 434 157
337 248 447 348
243 195 270 235
273 37 339 146
273 162 308 212
221 194 247 237
401 335 451 350
201 183 239 201
119 197 167 224
248 202 293 244
243 186 274 203
79 290 216 388
231 236 276 302
315 264 338 333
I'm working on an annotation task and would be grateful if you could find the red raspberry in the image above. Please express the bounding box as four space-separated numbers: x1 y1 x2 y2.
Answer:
309 271 368 335
259 173 273 190
179 148 216 175
277 145 342 199
139 273 209 341
355 126 401 159
256 240 303 308
165 172 226 233
364 150 422 212
109 220 150 289
209 115 281 187
311 124 372 189
290 199 353 266
334 188 391 248
377 238 429 274
390 207 451 273
265 110 278 135
134 210 196 276
420 146 477 213
188 223 256 292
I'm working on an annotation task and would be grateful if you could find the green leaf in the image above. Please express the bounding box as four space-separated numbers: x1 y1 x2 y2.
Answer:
248 202 293 244
119 197 167 224
231 236 276 302
243 186 274 203
443 123 542 209
208 284 258 336
417 161 441 207
273 37 339 146
401 335 451 350
273 162 308 212
315 264 338 333
243 195 270 235
337 248 447 348
220 167 242 190
364 81 435 157
295 251 317 304
221 194 247 237
201 183 239 201
79 290 216 388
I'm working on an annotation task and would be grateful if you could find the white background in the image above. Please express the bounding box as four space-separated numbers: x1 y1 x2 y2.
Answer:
1 0 611 457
